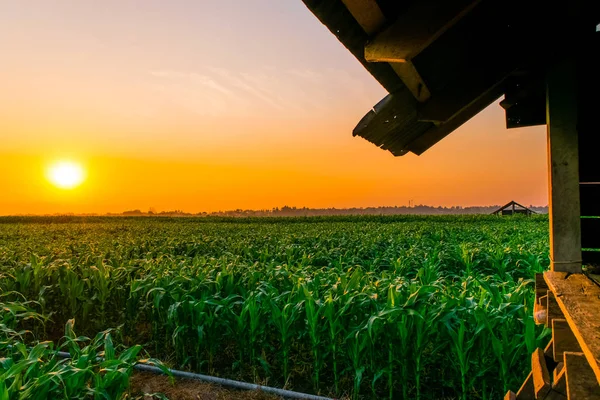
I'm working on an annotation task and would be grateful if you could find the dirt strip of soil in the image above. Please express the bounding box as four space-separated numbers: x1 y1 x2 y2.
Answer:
129 371 282 400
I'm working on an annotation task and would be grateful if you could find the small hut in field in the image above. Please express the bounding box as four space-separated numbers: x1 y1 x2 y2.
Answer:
492 201 536 216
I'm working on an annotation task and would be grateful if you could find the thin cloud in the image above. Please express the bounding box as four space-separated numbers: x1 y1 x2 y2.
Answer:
148 66 376 117
207 67 286 110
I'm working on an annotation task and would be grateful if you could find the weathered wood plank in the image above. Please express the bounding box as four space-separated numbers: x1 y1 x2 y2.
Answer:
553 319 582 363
579 185 600 217
505 390 517 400
547 291 565 328
580 218 600 249
537 273 550 302
545 272 600 296
364 0 480 62
544 389 567 400
545 339 560 374
564 352 600 400
533 347 552 399
516 371 536 400
340 0 385 35
546 339 555 360
544 272 600 385
553 362 566 396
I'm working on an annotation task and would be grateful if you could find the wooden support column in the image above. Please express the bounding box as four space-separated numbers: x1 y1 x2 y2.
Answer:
546 58 582 273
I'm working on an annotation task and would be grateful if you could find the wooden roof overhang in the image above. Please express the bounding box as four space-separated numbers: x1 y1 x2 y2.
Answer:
301 0 566 156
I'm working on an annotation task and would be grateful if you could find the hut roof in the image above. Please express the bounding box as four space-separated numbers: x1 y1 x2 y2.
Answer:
301 0 559 156
491 201 536 215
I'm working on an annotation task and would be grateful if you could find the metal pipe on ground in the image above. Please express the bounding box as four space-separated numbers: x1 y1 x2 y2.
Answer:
55 351 334 400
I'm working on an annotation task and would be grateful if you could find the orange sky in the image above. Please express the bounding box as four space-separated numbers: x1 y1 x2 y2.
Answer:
0 1 547 215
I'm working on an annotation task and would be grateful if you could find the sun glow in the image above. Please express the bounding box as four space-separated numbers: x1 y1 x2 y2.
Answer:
47 161 85 189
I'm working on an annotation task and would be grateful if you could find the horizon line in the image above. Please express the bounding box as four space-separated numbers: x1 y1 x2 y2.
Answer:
1 203 549 217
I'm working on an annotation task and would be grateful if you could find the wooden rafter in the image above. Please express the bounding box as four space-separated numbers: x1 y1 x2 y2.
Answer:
340 0 432 102
363 0 481 103
389 62 430 103
417 63 516 123
340 0 385 35
364 0 480 63
405 81 503 155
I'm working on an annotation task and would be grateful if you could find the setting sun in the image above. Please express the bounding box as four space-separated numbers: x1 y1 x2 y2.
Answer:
47 161 85 189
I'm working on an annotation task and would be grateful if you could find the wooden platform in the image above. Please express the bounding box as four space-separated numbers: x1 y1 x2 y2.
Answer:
508 272 600 399
544 271 600 385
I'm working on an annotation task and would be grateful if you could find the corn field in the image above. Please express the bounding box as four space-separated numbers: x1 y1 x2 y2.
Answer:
0 215 551 399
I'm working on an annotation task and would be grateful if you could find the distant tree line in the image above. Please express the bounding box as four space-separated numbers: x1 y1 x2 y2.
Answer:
112 204 548 217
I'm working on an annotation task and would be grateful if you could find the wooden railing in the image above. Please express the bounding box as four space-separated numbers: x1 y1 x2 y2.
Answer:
505 272 600 399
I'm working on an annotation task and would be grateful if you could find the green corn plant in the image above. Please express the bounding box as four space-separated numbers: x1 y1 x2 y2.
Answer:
0 311 171 400
302 285 323 392
244 292 263 382
228 296 249 369
270 290 301 386
322 292 351 395
0 215 552 399
347 326 369 400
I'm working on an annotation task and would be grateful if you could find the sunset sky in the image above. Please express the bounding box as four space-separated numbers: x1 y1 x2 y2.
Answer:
0 1 548 215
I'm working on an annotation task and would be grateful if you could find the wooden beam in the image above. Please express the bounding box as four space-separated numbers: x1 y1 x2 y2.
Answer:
554 362 567 396
533 347 552 399
547 291 565 328
390 62 431 102
341 0 432 102
544 389 567 400
405 80 504 155
553 319 583 363
364 0 480 63
546 58 582 273
544 272 600 385
546 339 557 361
516 371 536 400
564 352 600 399
536 273 549 301
504 391 516 400
418 66 514 123
340 0 385 35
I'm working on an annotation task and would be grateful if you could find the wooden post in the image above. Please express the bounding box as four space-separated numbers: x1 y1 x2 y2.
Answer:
546 57 582 273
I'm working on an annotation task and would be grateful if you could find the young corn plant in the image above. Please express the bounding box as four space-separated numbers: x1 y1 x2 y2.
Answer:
270 290 301 387
0 215 551 399
302 285 323 392
347 326 369 400
322 292 350 396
